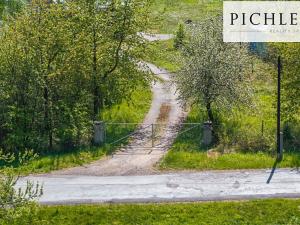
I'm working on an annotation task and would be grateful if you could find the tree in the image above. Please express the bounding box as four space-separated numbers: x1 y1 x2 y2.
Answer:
267 43 300 149
74 0 151 120
0 0 152 152
174 16 252 141
0 0 79 151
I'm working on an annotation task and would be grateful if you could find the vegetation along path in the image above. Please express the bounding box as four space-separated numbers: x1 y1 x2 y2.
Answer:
47 61 187 176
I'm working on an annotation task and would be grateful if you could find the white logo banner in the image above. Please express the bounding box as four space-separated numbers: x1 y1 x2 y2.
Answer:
223 1 300 42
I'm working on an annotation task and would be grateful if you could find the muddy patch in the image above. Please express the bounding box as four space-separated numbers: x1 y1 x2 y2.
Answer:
157 103 171 123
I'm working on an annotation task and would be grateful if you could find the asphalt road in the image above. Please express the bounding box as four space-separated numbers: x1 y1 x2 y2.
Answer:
17 169 300 205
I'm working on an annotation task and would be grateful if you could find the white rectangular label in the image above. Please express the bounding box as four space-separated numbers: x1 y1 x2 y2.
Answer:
223 1 300 42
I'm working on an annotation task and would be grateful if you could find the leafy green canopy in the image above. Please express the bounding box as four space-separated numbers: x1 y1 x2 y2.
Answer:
0 0 151 153
174 16 252 123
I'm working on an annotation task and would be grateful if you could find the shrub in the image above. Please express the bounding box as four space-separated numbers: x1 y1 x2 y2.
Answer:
174 23 185 49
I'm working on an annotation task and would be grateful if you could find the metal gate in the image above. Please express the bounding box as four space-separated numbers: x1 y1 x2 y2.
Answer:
103 122 202 152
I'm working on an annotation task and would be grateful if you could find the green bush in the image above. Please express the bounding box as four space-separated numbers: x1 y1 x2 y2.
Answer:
284 121 300 151
174 23 185 49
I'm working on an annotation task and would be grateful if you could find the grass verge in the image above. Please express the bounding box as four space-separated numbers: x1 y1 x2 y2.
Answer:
3 86 152 175
28 199 300 225
159 105 300 170
145 39 181 72
160 151 300 170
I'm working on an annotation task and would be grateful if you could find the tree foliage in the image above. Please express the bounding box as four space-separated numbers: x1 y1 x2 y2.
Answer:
0 0 151 153
174 16 253 140
266 43 300 149
0 0 26 20
269 43 300 122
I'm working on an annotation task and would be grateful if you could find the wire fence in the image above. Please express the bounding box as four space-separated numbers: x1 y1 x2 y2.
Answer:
102 122 202 148
96 120 299 152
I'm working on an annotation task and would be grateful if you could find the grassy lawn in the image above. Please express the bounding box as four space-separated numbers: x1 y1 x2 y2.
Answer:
145 39 181 72
160 151 300 170
28 199 300 225
3 87 151 175
150 0 222 33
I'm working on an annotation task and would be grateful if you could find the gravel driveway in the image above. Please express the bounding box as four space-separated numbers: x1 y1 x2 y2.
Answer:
50 62 186 176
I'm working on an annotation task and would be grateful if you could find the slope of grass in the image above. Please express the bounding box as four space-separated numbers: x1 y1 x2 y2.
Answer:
3 86 152 175
144 39 181 72
150 0 222 33
26 199 300 225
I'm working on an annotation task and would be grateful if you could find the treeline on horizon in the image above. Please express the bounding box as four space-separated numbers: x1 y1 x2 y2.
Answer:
0 0 151 154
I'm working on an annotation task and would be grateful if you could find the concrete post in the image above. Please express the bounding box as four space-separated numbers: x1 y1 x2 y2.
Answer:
202 121 212 146
93 121 105 145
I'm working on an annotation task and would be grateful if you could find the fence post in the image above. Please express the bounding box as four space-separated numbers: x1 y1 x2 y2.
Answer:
93 121 105 145
202 121 212 146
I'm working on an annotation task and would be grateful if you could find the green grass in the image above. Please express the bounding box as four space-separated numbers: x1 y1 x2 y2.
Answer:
150 0 222 33
145 39 181 72
4 87 152 175
159 105 299 170
160 151 300 170
27 199 300 224
159 103 300 170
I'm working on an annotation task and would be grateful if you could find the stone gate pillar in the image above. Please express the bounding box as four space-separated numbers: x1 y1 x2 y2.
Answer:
93 121 105 145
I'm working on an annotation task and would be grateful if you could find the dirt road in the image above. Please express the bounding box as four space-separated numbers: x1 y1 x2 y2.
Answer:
50 62 186 176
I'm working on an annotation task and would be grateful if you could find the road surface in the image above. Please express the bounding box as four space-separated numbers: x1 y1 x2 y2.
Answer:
17 169 300 205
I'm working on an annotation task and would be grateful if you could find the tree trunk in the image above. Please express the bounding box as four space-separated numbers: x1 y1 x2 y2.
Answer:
44 82 53 150
93 84 99 120
92 28 99 120
206 102 218 143
206 102 214 123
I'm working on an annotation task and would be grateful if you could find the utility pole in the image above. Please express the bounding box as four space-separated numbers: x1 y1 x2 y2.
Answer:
277 56 283 161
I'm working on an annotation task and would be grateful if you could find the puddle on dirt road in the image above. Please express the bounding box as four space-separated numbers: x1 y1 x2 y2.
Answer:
157 103 171 123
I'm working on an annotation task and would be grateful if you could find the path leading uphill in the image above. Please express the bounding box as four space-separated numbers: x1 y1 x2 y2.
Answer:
50 62 186 176
47 33 187 176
